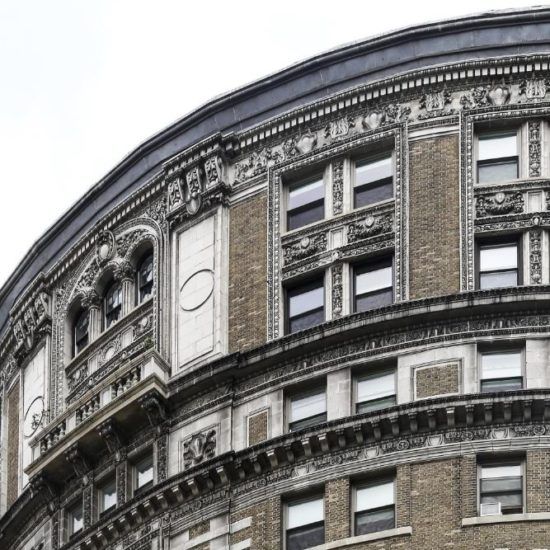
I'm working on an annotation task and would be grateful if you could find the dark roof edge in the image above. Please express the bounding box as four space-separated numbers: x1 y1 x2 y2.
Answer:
2 6 550 306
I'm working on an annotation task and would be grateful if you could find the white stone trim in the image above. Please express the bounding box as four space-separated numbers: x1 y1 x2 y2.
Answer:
462 512 550 526
230 539 251 550
309 526 412 549
230 516 252 533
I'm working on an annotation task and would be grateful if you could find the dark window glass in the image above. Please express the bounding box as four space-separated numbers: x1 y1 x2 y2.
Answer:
104 282 122 329
478 242 518 290
286 521 325 550
354 155 393 208
354 258 393 312
286 278 324 334
74 309 89 356
138 253 154 303
480 464 523 514
355 507 395 535
477 132 518 184
287 177 324 231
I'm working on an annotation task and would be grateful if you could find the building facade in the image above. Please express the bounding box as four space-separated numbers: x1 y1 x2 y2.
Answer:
3 7 550 550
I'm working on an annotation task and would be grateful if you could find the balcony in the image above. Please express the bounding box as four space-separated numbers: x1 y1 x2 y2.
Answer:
25 350 169 481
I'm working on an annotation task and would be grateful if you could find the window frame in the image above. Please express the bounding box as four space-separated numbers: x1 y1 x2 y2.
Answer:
132 450 154 497
352 256 394 313
478 346 524 394
97 474 117 517
73 308 90 358
352 477 396 537
287 385 327 433
352 152 394 209
355 367 397 414
284 275 326 335
475 237 522 290
284 494 325 550
136 252 154 304
103 280 123 330
285 173 326 232
66 499 84 539
476 129 520 185
477 458 525 516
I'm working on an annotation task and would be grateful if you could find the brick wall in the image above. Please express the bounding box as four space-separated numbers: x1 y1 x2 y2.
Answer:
415 363 460 399
188 520 210 539
247 410 268 446
325 477 350 541
460 454 477 519
527 449 550 513
409 135 460 299
396 464 411 527
7 380 20 507
230 496 280 549
228 193 268 352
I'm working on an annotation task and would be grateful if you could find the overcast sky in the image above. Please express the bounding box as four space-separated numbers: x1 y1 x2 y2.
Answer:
0 0 545 287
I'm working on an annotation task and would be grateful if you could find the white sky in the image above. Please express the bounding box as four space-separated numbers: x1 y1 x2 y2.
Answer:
0 0 545 287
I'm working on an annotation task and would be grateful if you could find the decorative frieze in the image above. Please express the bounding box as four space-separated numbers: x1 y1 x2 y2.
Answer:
332 159 344 216
520 78 549 101
475 191 524 218
347 213 394 243
530 229 543 284
529 120 542 177
331 264 343 318
282 233 328 265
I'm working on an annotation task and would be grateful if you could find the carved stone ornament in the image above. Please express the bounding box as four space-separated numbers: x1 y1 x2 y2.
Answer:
65 443 90 477
332 159 344 216
138 391 167 432
112 258 135 282
325 116 355 140
96 230 116 264
529 120 542 178
520 78 548 101
96 418 123 453
475 192 524 218
204 154 225 187
530 229 542 284
283 233 327 264
184 166 203 215
347 214 394 243
332 263 343 318
116 228 150 258
420 88 452 113
235 147 283 183
296 131 318 154
460 86 491 109
183 429 216 469
487 83 511 106
363 110 386 130
168 178 184 212
11 290 51 359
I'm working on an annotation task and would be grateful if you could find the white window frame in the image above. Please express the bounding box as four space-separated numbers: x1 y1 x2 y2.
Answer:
287 386 327 433
475 128 521 185
352 151 395 209
352 478 396 536
477 347 525 394
354 368 397 414
477 458 525 516
284 169 327 233
284 494 325 550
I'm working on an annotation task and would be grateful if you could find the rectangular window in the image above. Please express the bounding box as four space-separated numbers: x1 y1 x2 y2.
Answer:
99 476 117 516
356 369 396 414
289 389 327 432
68 501 83 537
478 241 519 289
480 350 523 393
134 453 154 496
287 176 325 231
477 131 519 184
480 462 523 515
355 479 395 536
354 258 393 312
286 496 325 550
286 278 325 334
354 154 393 208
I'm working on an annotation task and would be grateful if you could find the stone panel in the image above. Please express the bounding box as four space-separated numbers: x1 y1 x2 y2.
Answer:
409 135 460 299
247 410 268 446
228 194 267 352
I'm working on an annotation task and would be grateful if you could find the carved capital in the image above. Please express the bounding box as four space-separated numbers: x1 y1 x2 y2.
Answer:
138 391 167 433
96 418 123 454
65 443 90 477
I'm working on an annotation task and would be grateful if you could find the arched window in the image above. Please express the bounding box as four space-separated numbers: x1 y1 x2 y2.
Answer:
73 309 89 357
104 281 122 329
137 253 154 304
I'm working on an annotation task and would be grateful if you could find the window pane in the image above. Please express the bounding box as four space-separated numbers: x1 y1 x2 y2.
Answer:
355 289 394 312
481 477 522 493
354 179 393 208
480 245 517 271
481 464 521 479
71 506 83 533
287 522 324 550
356 395 396 414
357 372 395 404
289 284 324 318
356 266 392 295
356 481 394 511
288 498 324 529
136 455 153 488
479 270 517 290
481 377 523 393
481 492 523 509
291 391 326 423
478 160 518 184
289 309 325 333
288 203 325 231
482 352 521 380
288 178 324 211
478 133 517 160
101 479 117 511
355 156 392 187
355 507 395 535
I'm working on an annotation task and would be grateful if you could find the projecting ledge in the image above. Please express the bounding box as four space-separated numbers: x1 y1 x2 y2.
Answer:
462 512 550 526
310 526 412 549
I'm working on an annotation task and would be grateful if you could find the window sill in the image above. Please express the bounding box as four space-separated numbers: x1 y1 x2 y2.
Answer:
462 512 550 527
309 526 412 549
